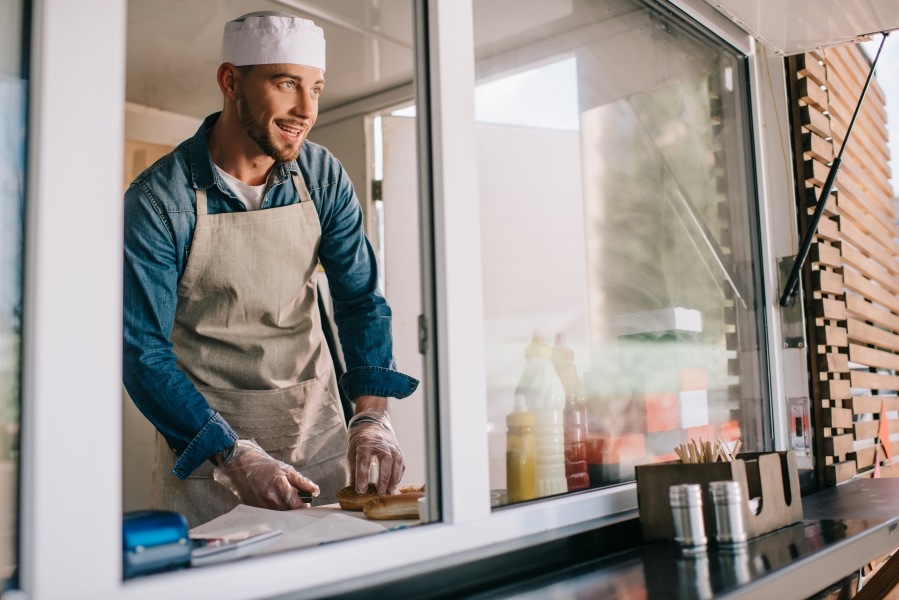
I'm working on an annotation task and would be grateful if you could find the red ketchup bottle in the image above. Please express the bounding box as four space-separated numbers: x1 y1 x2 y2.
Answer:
552 333 590 491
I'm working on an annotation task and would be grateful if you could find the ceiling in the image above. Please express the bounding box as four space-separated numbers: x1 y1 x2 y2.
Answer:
125 0 622 121
703 0 899 55
126 0 899 122
126 0 416 119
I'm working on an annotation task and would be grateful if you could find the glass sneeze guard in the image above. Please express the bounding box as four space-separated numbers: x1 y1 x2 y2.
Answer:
0 0 26 589
472 0 769 508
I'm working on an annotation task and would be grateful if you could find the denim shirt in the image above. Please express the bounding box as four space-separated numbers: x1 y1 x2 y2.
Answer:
123 113 419 479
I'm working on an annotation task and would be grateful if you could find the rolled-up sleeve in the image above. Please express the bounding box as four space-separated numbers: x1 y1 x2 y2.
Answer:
314 160 420 401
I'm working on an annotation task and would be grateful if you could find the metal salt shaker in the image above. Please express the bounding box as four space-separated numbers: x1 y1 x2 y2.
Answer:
669 483 707 552
709 480 748 546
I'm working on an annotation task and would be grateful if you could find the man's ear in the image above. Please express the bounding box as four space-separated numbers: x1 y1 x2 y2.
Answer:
217 63 240 100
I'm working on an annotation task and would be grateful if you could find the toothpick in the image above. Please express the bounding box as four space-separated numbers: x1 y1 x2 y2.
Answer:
717 437 732 461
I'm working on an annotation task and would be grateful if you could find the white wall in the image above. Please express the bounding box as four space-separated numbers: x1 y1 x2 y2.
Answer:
310 116 373 233
125 102 202 146
313 114 428 486
475 123 586 488
381 114 426 486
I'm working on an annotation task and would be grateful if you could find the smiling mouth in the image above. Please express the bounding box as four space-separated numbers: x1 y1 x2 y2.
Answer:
277 122 304 139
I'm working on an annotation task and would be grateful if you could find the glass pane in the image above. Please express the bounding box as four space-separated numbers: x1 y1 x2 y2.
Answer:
473 0 768 507
0 0 26 588
123 1 429 569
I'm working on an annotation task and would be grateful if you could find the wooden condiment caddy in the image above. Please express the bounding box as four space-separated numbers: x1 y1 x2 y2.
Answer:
635 450 803 541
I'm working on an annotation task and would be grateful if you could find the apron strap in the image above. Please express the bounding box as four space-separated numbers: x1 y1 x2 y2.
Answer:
292 172 312 203
195 188 208 216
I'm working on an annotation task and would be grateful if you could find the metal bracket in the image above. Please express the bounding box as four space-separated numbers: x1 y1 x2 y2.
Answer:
371 179 382 202
778 256 806 349
788 396 812 457
418 314 428 354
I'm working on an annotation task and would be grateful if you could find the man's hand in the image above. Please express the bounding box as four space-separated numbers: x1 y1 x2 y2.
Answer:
347 396 404 495
213 439 320 510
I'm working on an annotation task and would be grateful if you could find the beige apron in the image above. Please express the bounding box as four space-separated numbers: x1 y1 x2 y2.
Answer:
152 172 349 528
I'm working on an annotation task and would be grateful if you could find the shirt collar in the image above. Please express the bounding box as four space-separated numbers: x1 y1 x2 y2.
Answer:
190 112 301 190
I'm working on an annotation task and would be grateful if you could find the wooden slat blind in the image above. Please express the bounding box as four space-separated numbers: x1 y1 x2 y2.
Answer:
789 44 897 486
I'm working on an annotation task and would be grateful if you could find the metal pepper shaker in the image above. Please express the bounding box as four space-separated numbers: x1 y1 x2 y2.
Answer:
669 483 707 551
709 480 748 546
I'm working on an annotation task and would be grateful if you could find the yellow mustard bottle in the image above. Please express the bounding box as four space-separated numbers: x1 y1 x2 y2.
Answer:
506 395 538 504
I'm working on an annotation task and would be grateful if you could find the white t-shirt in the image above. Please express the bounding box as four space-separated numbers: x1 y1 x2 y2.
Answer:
214 164 268 211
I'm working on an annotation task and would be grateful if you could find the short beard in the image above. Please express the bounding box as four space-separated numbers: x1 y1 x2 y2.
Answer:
236 91 301 163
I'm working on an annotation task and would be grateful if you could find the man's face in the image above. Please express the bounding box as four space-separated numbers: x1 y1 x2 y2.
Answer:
234 63 324 163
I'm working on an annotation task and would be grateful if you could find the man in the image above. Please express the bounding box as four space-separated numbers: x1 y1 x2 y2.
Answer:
123 11 418 527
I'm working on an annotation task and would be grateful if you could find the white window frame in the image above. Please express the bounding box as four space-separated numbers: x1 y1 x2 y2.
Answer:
19 0 126 598
746 38 812 457
15 1 804 599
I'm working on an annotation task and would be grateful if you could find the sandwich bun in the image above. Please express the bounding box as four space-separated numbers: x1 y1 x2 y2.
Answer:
399 483 425 494
363 492 425 520
336 484 379 511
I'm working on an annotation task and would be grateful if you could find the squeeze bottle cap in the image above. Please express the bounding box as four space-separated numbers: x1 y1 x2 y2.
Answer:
507 395 536 427
524 331 551 359
552 332 574 363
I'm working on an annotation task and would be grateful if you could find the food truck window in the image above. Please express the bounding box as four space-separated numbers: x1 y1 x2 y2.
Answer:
122 0 431 560
472 0 770 507
0 0 27 589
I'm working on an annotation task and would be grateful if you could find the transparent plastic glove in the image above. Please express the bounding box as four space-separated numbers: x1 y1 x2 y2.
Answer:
347 407 404 495
213 439 320 510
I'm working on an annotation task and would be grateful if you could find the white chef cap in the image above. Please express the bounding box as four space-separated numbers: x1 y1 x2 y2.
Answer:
222 11 326 72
